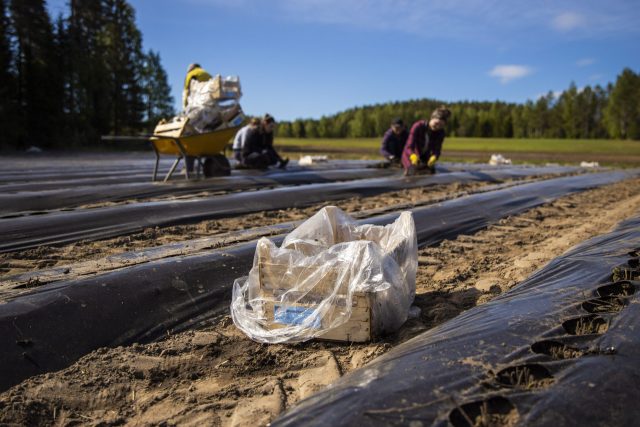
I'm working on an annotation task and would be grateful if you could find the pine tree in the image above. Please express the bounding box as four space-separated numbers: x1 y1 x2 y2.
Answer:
605 68 640 139
557 83 579 138
141 49 174 131
102 0 145 135
63 0 111 145
0 0 16 148
9 0 61 148
276 121 292 138
304 119 318 138
292 119 306 138
592 85 609 139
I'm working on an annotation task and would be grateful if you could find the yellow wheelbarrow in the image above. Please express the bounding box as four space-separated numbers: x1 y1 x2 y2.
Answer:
150 117 240 182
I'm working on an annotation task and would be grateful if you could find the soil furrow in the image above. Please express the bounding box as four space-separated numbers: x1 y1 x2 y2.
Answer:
2 177 640 426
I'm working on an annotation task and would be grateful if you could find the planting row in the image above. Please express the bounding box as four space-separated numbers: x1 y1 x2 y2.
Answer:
0 170 635 392
273 216 640 426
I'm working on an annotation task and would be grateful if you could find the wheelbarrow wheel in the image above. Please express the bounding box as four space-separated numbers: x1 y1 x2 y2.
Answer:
203 154 231 177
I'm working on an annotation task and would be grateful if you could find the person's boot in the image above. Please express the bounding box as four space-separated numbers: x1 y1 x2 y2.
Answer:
278 157 289 169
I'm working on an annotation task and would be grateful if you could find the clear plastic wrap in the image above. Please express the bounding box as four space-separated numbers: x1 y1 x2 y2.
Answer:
182 75 243 134
183 79 222 134
231 206 417 343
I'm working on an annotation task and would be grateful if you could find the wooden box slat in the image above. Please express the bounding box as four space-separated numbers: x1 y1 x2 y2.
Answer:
153 117 189 138
262 292 372 342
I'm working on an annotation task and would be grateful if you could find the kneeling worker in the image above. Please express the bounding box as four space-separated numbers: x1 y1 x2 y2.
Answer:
380 118 408 164
260 114 289 169
232 118 260 162
241 114 289 169
402 106 451 175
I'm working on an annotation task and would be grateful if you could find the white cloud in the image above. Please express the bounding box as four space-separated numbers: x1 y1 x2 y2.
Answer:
552 12 586 31
489 65 533 84
576 58 595 67
187 0 640 41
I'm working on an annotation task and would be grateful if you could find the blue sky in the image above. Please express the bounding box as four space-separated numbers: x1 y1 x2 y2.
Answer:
47 0 640 121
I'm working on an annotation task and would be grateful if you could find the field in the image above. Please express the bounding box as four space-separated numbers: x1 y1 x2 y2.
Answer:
277 137 640 165
1 152 640 426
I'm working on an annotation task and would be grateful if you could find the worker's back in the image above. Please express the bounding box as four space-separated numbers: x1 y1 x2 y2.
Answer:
182 65 213 109
184 67 212 90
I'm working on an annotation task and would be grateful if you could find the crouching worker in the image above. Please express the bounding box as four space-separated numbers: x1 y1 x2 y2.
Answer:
241 114 289 169
232 118 260 162
261 114 289 169
402 106 451 175
380 118 408 165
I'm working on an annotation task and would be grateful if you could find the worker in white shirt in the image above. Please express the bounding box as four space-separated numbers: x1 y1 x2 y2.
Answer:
232 118 260 162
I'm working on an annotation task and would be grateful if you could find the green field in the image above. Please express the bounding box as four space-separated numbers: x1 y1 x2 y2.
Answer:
276 137 640 165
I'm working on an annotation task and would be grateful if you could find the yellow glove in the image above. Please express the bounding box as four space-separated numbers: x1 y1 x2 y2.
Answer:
410 153 419 166
427 155 437 168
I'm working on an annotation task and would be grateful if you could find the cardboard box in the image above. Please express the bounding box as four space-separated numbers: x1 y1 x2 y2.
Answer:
211 75 242 100
257 244 377 343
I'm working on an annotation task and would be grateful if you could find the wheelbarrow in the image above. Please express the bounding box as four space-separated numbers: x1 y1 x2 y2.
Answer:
150 116 240 182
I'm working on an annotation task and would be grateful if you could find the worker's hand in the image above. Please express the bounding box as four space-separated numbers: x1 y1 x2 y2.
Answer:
427 155 437 168
410 153 419 166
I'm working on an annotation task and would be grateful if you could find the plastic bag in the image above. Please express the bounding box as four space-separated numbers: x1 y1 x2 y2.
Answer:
183 77 244 134
183 79 220 133
231 206 417 343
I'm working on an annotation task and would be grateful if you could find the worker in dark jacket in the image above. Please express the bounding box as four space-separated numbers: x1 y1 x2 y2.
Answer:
260 114 289 168
241 114 289 169
402 106 451 175
380 118 408 164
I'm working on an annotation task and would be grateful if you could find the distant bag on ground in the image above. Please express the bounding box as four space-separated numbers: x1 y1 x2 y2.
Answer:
489 153 512 165
231 206 417 344
299 155 329 166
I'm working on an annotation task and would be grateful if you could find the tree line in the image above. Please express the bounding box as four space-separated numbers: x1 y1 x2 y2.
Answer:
277 69 640 140
0 0 174 150
1 2 638 151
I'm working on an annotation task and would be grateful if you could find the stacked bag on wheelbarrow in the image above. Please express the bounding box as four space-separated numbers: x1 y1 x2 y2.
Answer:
182 74 244 135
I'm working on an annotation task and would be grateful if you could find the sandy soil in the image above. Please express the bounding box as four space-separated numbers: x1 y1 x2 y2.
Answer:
2 177 640 426
0 178 526 278
280 145 640 165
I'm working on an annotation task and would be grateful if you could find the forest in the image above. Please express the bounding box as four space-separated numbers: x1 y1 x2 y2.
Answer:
0 0 174 150
1 1 638 151
276 70 640 141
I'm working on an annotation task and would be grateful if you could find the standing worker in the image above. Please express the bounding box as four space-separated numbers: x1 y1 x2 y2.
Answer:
402 106 451 175
182 63 212 109
380 118 408 164
232 118 260 163
181 63 213 174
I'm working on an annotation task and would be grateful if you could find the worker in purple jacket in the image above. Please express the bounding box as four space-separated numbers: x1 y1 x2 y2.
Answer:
402 106 451 175
380 118 409 165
